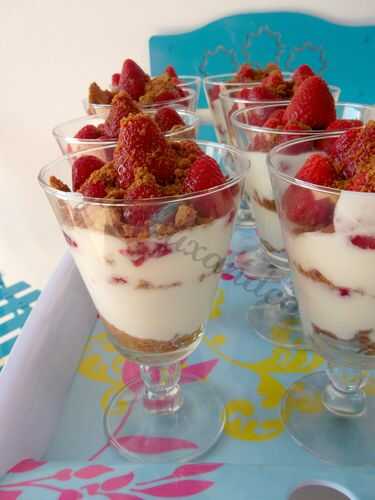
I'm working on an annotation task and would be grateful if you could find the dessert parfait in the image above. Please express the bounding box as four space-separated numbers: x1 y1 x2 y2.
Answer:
232 76 371 349
84 58 199 116
269 121 375 465
221 64 341 146
40 109 244 462
54 90 199 155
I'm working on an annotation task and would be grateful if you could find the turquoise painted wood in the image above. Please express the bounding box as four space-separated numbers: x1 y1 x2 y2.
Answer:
150 11 375 110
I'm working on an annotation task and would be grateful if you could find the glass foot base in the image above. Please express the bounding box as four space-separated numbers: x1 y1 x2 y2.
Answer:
235 245 287 280
248 298 308 350
236 207 255 228
281 371 375 465
104 375 225 463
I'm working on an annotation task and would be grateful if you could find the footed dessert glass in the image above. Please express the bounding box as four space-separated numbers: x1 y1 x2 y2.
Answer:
53 109 200 155
84 87 198 117
232 103 372 349
269 133 375 465
39 142 244 463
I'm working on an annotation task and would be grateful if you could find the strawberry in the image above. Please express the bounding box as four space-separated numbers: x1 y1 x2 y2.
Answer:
117 164 135 190
263 109 286 129
284 76 336 129
154 107 184 132
238 86 277 101
346 172 370 192
114 114 173 184
165 65 178 79
103 91 141 138
74 124 102 140
292 64 314 87
335 124 375 178
208 84 220 102
282 185 334 229
119 59 150 100
262 69 284 90
184 155 225 192
296 154 336 186
154 88 181 103
319 119 363 154
80 180 107 198
326 119 363 131
111 73 120 87
236 64 255 81
72 155 105 190
350 235 375 250
331 129 360 176
123 181 161 226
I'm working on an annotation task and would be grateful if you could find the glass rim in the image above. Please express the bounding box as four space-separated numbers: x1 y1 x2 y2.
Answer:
83 87 197 111
52 109 200 143
220 83 341 105
38 140 244 206
267 131 373 197
231 102 368 135
203 71 294 87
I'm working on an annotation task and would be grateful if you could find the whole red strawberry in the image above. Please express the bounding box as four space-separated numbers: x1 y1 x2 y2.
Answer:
296 154 336 186
292 64 314 87
72 155 105 190
184 155 225 192
103 91 141 138
114 114 171 183
74 124 102 140
119 59 150 100
282 185 334 229
165 65 179 80
80 180 107 198
154 107 184 132
184 155 231 217
284 76 336 129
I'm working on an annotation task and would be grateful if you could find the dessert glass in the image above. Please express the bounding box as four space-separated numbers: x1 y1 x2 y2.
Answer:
53 109 200 155
83 87 198 117
269 133 375 465
39 142 244 463
232 103 372 349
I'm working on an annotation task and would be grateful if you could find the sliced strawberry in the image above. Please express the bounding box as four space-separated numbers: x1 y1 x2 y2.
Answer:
74 124 102 140
72 155 105 190
296 154 336 186
80 180 107 198
284 76 336 129
282 185 334 229
263 109 286 129
350 235 375 250
119 59 150 100
154 107 184 132
292 64 314 87
326 119 363 131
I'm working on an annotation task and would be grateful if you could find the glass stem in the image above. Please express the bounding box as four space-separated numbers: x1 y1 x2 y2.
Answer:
140 363 183 415
279 274 299 314
323 363 369 417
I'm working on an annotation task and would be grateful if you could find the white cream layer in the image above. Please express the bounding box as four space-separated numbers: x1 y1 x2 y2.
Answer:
64 216 232 342
247 151 284 251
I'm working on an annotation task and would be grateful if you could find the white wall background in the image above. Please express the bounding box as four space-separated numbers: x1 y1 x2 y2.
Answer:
1 0 375 288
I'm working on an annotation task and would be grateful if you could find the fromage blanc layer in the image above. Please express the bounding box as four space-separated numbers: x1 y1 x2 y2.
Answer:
64 215 232 343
